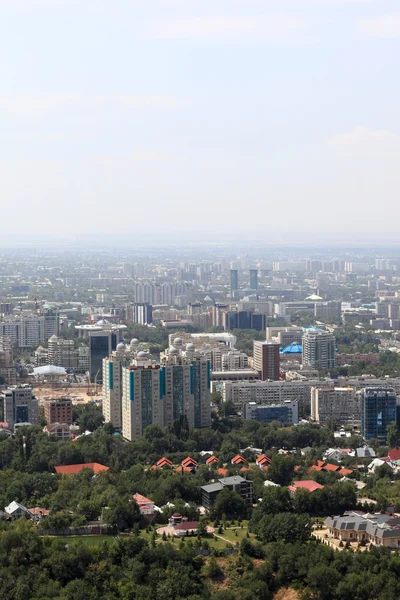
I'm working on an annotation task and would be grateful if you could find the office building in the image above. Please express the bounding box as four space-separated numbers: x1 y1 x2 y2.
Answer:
133 302 153 325
311 387 360 426
223 310 267 332
75 319 127 340
0 337 16 385
361 387 397 442
244 400 299 425
302 328 336 371
230 269 238 297
253 341 280 381
2 387 38 427
314 302 341 321
89 331 119 383
43 396 72 426
249 269 258 290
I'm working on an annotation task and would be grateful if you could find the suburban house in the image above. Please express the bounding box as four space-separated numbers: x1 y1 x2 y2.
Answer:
231 455 247 466
216 467 228 477
29 507 50 522
206 455 219 466
350 447 376 459
43 423 71 440
288 480 324 493
181 457 198 471
388 448 400 462
323 448 351 462
309 462 352 476
256 455 271 470
168 512 199 537
368 458 393 474
155 457 173 469
201 475 253 508
54 463 110 475
4 501 31 519
325 511 400 547
132 493 155 517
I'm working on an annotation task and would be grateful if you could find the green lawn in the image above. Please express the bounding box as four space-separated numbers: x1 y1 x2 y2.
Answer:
52 535 116 546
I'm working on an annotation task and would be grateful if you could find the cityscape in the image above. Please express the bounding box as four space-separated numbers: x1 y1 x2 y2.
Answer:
2 0 400 597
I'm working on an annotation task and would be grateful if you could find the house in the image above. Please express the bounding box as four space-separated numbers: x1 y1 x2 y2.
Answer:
54 463 109 475
323 463 341 472
44 423 71 440
325 511 400 547
216 467 228 477
288 480 324 493
264 480 280 488
29 507 50 522
4 501 31 519
256 455 271 469
350 447 376 459
201 475 253 509
132 493 155 517
156 457 173 469
175 466 193 473
338 467 354 476
206 455 219 466
199 451 214 458
368 458 393 474
323 448 349 463
181 457 198 470
231 455 246 466
168 513 199 537
388 448 400 462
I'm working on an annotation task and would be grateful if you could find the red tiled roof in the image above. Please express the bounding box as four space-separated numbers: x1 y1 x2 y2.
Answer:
389 448 400 461
150 465 157 470
206 456 219 464
182 457 198 467
217 468 228 476
231 455 246 464
289 480 324 493
157 457 173 467
240 466 250 472
54 463 109 475
294 465 301 472
317 460 325 468
308 465 323 472
324 463 340 472
29 507 50 516
257 455 271 465
339 468 353 476
174 521 199 531
262 465 269 471
175 466 193 473
132 493 153 506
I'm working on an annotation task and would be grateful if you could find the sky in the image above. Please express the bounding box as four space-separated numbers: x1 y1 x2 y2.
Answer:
1 0 400 238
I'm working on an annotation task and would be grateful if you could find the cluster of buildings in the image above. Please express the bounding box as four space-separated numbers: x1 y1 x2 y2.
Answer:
102 337 212 441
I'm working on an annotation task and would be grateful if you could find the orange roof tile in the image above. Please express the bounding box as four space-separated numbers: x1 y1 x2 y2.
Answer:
231 455 246 464
323 463 340 472
175 466 193 473
54 463 109 475
157 457 172 467
133 493 154 505
217 468 228 476
339 468 353 476
290 480 323 493
206 456 219 464
182 457 198 467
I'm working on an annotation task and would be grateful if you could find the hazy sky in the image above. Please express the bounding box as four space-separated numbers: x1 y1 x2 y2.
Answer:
2 0 400 236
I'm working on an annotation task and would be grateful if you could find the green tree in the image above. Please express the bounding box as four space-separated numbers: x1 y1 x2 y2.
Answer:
387 422 400 448
267 455 295 486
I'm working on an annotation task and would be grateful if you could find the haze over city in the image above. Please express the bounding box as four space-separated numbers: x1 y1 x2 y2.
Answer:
2 0 400 236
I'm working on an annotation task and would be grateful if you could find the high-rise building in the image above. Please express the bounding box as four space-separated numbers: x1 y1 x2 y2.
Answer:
89 331 119 383
302 328 336 371
102 340 138 429
223 310 267 332
0 312 59 347
2 387 38 427
361 387 397 442
253 341 280 381
249 269 258 290
43 396 72 426
102 340 211 441
230 269 238 297
311 387 360 426
133 302 153 325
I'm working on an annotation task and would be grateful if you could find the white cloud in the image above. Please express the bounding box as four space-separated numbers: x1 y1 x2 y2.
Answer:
329 126 400 159
146 15 312 42
359 14 400 38
0 94 184 117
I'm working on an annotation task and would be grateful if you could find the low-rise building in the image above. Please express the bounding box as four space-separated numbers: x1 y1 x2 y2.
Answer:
201 475 253 509
325 511 400 547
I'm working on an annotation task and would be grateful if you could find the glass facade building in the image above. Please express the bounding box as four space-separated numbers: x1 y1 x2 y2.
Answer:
361 387 397 442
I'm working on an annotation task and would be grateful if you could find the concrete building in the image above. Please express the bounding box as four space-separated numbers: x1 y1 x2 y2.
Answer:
201 476 253 509
0 312 59 347
133 302 153 325
89 330 121 383
361 387 397 442
230 269 239 297
43 396 72 426
2 387 38 427
102 341 138 430
249 269 258 290
253 341 280 380
302 328 336 371
75 319 127 340
311 387 360 426
314 301 341 321
244 400 299 425
325 512 400 548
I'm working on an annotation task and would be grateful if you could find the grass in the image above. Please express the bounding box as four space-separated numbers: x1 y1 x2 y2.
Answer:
51 535 116 546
